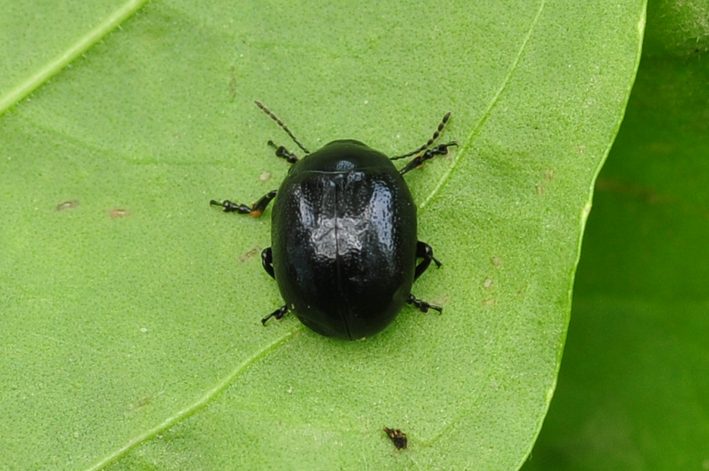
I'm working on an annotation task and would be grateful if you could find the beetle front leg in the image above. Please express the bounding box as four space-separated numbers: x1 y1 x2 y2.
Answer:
399 142 458 176
268 140 299 164
261 305 289 325
414 241 442 280
210 190 277 217
407 294 443 314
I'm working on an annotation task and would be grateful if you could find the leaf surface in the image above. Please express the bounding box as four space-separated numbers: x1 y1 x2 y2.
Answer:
0 1 644 469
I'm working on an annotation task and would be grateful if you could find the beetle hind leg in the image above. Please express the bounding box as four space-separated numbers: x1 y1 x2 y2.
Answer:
261 305 289 325
407 294 443 314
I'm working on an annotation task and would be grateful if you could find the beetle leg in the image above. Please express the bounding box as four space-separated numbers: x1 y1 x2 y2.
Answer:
414 241 442 280
268 140 299 164
407 294 443 314
391 112 452 161
258 249 283 325
210 190 277 217
261 305 289 325
261 248 275 279
398 142 458 176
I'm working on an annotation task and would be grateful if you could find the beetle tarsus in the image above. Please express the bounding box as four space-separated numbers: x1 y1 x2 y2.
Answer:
210 190 277 217
210 199 252 214
407 294 443 314
262 305 289 325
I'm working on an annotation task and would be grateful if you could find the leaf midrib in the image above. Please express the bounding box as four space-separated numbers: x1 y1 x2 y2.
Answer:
419 0 547 212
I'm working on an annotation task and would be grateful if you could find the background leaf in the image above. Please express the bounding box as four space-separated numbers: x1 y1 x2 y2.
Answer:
522 0 709 469
0 1 644 469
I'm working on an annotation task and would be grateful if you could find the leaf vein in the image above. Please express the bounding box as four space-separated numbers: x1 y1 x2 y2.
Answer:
84 329 298 471
0 0 151 116
419 0 547 210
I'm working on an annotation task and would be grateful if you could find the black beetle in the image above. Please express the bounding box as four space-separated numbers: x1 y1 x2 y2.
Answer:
211 102 456 340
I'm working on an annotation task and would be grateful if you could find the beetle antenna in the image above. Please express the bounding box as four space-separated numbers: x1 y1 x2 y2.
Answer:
390 112 452 161
255 101 310 154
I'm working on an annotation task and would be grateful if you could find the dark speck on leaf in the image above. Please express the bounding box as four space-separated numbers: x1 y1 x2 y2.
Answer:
384 427 407 450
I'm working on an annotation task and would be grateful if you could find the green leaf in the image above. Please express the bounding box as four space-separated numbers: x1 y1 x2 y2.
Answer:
522 1 709 470
0 1 644 469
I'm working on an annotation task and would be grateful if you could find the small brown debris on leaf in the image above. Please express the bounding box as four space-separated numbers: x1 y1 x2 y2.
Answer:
110 208 130 218
383 427 407 450
55 200 79 211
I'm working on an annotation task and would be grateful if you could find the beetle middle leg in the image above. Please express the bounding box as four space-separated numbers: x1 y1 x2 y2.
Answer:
261 247 275 279
414 241 442 280
260 249 290 325
210 189 277 217
409 242 443 313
